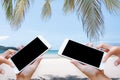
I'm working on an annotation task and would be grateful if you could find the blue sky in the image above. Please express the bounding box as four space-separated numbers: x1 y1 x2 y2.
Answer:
0 0 120 50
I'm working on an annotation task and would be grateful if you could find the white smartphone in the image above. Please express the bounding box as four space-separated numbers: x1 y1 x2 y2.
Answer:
9 35 51 74
58 39 105 70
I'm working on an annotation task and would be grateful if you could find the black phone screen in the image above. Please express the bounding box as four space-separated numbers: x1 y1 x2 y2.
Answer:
62 40 104 68
11 37 48 71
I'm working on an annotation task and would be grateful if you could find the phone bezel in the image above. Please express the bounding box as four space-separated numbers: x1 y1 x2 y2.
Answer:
9 35 51 74
58 39 105 70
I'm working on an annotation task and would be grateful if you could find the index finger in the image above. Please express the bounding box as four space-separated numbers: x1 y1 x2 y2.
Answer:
85 43 93 47
0 58 13 67
96 43 112 50
2 49 16 58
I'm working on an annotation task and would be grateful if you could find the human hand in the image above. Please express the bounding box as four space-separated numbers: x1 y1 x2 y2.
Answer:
16 57 42 80
0 49 16 74
17 45 24 51
71 60 110 80
1 49 16 59
97 43 120 66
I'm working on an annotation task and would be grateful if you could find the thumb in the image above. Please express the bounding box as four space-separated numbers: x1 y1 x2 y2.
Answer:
102 52 113 62
32 57 42 69
71 60 85 71
114 58 120 66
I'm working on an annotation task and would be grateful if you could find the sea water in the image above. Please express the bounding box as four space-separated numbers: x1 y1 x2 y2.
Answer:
0 50 5 53
0 50 58 54
46 50 58 54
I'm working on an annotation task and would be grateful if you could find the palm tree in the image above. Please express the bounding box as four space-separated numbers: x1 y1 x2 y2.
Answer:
1 0 120 41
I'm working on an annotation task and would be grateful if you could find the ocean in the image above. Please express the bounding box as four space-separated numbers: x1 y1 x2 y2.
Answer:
46 50 58 54
0 50 58 54
0 43 119 54
0 50 6 53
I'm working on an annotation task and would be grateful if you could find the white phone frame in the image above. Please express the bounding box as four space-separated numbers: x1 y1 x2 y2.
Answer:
9 35 51 74
58 39 105 70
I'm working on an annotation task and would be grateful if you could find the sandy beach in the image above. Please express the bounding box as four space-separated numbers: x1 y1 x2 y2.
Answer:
0 54 120 80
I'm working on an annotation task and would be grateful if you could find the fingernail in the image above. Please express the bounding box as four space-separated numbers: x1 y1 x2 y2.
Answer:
102 59 105 62
115 62 118 66
11 64 14 68
1 70 5 74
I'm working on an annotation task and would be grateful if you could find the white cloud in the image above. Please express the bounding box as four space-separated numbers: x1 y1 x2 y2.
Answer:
0 36 9 40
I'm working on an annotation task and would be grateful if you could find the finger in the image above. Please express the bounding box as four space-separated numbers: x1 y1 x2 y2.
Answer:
17 45 24 51
5 54 13 59
0 58 13 67
32 57 42 68
103 51 113 62
85 43 93 47
0 68 5 74
2 49 16 58
102 49 109 52
114 58 120 66
71 60 85 71
96 43 112 50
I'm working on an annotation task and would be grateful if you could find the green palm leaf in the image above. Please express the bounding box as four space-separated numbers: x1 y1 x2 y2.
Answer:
63 0 75 13
76 0 104 41
1 0 120 41
2 0 13 21
11 0 30 28
41 0 51 19
103 0 120 14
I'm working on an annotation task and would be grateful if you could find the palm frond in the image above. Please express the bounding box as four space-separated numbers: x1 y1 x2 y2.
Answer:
11 0 30 28
76 0 104 41
63 0 75 13
2 0 13 21
103 0 120 14
41 0 51 20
